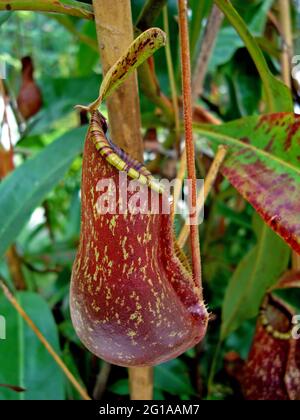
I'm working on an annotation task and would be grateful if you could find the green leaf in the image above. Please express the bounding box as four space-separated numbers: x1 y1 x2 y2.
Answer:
220 48 262 117
214 0 292 112
30 75 100 135
0 11 11 26
0 126 86 259
209 0 273 70
109 379 129 396
221 216 290 339
85 27 166 110
62 344 85 400
190 0 212 63
194 113 300 254
155 360 195 397
0 292 64 400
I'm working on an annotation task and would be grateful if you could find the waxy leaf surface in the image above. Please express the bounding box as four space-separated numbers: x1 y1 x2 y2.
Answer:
195 113 300 254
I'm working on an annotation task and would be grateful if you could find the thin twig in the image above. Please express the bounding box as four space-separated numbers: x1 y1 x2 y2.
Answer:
192 5 224 102
0 383 25 393
178 0 202 294
5 246 26 290
268 10 282 35
0 279 91 401
0 79 13 149
177 145 227 249
193 103 222 125
21 258 62 274
173 148 186 221
134 2 176 127
136 0 168 31
0 0 94 20
92 0 143 160
207 339 222 396
278 0 293 88
138 61 174 124
93 362 111 400
163 5 181 148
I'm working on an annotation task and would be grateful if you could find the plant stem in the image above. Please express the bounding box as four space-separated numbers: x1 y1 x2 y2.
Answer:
136 0 167 31
278 0 293 88
190 0 208 63
134 1 175 128
178 145 227 249
207 339 222 397
134 1 175 127
128 367 154 400
92 0 153 400
192 4 223 101
93 362 111 400
173 148 186 221
163 5 180 145
213 0 292 113
278 0 299 269
92 0 143 160
178 0 202 294
5 246 26 290
0 0 93 20
0 279 91 400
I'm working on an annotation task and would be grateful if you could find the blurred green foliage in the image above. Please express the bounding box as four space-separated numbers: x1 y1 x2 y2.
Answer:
0 0 299 401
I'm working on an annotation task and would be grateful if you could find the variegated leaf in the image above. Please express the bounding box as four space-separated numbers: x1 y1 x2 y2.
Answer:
195 112 300 254
83 28 166 110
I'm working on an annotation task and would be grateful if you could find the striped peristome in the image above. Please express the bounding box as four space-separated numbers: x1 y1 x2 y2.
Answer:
89 111 163 194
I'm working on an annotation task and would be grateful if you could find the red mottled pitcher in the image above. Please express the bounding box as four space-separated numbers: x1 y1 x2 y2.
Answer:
70 111 208 367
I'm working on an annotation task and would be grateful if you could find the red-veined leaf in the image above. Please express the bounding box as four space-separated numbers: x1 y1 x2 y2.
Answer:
195 112 300 254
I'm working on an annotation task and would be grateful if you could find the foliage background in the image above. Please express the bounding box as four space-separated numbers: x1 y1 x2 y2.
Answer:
0 0 300 400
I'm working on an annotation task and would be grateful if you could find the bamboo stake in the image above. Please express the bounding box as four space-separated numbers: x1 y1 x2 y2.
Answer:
278 0 293 88
92 0 143 161
92 0 152 400
128 367 154 401
0 279 91 400
278 0 300 268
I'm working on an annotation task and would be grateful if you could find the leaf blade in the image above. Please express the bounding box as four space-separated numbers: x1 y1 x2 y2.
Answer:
0 126 85 259
214 0 292 112
194 113 300 253
82 27 166 110
0 292 64 400
221 217 290 339
100 28 166 102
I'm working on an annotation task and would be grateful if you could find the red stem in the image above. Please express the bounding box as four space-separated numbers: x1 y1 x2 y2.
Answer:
178 0 202 296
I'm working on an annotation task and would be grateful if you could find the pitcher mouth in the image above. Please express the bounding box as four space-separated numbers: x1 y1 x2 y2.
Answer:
89 110 164 194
